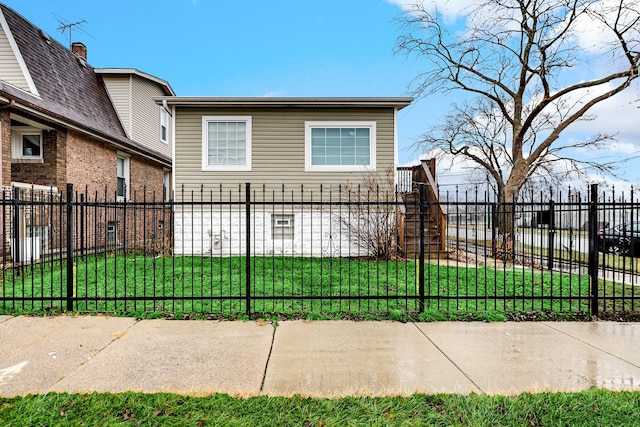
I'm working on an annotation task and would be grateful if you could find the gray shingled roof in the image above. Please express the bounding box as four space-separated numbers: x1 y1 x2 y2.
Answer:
0 4 170 165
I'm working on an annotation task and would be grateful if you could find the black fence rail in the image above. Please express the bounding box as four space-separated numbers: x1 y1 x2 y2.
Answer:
0 182 638 318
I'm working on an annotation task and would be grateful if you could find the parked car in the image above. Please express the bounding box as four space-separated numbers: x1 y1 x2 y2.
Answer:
596 223 640 256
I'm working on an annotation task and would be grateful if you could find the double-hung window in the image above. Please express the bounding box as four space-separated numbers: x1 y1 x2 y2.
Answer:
160 108 169 143
202 116 252 171
117 155 130 201
305 121 376 172
12 127 43 160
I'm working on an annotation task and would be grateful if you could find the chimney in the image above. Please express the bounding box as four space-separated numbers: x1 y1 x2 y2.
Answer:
71 42 87 61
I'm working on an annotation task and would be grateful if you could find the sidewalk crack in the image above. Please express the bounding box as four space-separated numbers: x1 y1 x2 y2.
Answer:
542 323 640 370
259 325 277 393
412 323 485 393
49 319 141 389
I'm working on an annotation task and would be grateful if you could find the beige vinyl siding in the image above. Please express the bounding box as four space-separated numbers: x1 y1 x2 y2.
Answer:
101 75 132 136
0 21 31 92
102 74 172 158
130 76 171 157
174 107 396 199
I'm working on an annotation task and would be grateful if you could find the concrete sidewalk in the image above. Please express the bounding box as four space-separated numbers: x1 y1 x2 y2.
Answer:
1 315 639 397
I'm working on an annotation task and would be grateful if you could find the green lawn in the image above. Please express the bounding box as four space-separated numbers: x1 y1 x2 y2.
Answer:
1 389 639 426
5 254 633 318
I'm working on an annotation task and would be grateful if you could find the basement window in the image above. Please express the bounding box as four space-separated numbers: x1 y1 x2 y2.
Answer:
272 214 294 240
107 221 118 244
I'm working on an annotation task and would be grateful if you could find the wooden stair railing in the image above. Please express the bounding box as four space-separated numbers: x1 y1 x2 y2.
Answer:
397 159 447 257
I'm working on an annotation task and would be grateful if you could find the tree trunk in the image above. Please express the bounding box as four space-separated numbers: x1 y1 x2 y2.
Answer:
494 171 525 260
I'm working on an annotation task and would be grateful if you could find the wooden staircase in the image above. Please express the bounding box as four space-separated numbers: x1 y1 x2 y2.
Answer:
398 159 448 259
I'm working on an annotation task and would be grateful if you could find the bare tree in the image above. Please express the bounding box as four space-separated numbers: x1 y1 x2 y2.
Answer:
397 0 640 207
423 97 616 201
340 169 400 260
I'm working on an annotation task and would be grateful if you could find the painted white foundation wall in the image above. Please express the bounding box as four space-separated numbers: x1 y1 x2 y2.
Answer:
174 210 374 257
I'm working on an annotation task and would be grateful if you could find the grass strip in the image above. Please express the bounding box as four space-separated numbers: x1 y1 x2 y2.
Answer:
1 255 636 317
1 389 639 426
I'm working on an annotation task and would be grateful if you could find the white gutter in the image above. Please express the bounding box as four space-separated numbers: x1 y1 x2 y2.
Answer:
155 97 413 110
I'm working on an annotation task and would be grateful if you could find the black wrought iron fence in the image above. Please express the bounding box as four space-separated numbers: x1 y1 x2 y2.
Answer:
0 183 638 317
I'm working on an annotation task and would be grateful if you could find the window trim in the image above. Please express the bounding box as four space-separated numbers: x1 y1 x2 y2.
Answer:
11 126 43 160
304 121 376 172
116 154 130 201
160 108 169 144
201 116 252 172
271 213 295 240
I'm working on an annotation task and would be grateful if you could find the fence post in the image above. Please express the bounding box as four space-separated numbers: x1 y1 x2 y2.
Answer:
548 200 555 270
491 203 498 258
245 183 252 315
588 184 599 316
418 184 425 312
66 183 74 312
79 193 85 259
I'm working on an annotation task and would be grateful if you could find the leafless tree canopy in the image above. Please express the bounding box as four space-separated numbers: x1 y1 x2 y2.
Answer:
397 0 640 203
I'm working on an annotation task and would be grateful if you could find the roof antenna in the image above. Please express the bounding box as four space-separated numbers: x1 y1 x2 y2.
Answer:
54 14 93 48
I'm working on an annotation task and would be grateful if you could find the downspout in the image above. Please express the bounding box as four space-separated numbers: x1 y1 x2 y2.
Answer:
393 106 398 188
170 103 176 199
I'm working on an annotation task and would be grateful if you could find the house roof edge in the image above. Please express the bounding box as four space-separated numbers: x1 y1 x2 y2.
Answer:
155 97 413 109
0 94 171 167
95 68 175 96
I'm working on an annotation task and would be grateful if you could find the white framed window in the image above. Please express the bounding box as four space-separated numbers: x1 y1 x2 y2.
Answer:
107 221 118 244
305 121 376 172
160 108 169 143
27 225 49 253
202 116 252 171
11 127 43 160
272 214 295 240
117 154 130 201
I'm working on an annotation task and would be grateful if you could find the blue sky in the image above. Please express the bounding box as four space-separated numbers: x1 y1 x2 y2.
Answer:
4 0 433 165
4 0 640 190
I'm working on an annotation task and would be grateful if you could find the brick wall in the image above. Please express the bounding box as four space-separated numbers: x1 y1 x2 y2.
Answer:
11 128 64 188
4 117 166 198
66 130 114 196
2 117 169 259
129 155 164 201
66 129 164 199
1 110 12 187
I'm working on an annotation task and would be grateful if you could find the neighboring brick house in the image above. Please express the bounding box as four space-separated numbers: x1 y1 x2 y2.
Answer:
0 3 173 259
0 4 173 197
